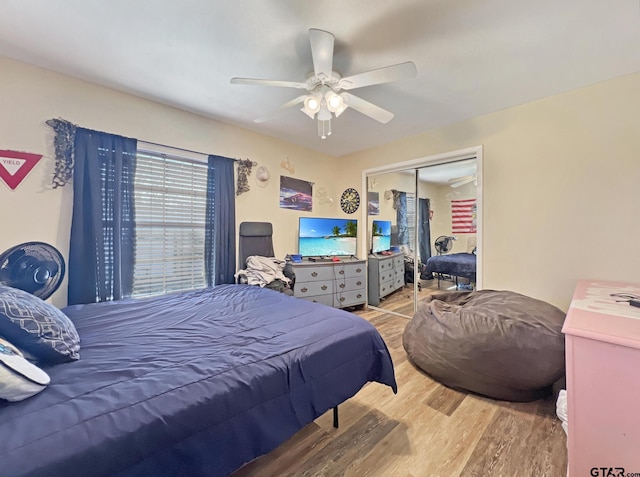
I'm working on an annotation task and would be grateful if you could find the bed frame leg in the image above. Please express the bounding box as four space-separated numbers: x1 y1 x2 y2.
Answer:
333 406 339 428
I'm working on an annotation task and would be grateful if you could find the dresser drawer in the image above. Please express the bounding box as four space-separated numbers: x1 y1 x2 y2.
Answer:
376 257 394 273
298 294 334 307
379 280 395 297
291 265 334 282
334 289 366 308
393 255 404 269
294 280 333 297
379 270 394 283
334 262 365 279
335 276 365 292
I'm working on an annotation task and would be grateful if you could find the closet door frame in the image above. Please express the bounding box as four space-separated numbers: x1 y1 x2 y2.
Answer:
361 146 483 314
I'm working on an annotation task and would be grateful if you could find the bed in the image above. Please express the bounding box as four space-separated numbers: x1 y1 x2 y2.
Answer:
425 252 477 286
0 284 397 477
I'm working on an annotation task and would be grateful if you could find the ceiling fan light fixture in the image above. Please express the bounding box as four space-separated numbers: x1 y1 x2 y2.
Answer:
302 95 321 118
325 90 341 109
325 91 348 117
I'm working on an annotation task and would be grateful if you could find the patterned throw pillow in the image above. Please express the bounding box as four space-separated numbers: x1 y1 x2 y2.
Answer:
0 285 80 364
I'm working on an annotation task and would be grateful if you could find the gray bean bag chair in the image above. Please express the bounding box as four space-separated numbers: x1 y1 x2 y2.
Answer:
403 290 566 402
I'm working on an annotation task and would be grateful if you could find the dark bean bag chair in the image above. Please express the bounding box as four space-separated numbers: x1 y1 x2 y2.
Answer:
402 290 566 402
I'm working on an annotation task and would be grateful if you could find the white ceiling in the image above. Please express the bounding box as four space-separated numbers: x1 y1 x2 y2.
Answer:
418 159 476 185
1 1 639 157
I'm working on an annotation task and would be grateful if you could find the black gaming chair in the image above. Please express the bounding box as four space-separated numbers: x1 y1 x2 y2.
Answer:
239 222 275 267
237 222 292 295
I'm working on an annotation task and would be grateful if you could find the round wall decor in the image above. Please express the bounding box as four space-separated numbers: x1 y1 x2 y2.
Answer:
340 188 360 214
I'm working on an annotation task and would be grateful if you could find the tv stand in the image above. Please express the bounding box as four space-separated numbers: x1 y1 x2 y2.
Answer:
286 257 366 309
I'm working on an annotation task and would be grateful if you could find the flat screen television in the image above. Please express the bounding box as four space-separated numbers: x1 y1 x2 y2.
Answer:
298 217 357 257
371 220 391 253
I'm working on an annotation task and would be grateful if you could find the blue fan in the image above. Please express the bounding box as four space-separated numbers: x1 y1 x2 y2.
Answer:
0 242 65 300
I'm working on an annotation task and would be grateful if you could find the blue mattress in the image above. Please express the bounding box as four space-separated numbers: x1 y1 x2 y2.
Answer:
0 285 396 477
425 252 477 281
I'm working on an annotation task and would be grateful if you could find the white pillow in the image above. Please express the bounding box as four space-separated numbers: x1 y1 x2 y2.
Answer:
466 235 477 254
0 337 50 401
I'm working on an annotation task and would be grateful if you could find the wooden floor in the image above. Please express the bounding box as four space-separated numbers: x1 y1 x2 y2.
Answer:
233 281 568 477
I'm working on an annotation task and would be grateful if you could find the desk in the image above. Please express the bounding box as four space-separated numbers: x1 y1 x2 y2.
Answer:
562 279 640 476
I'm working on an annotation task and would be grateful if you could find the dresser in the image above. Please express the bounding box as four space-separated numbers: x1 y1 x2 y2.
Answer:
367 252 405 306
562 279 640 476
287 258 366 309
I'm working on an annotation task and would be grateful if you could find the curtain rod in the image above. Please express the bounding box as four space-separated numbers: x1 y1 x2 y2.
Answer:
138 139 254 164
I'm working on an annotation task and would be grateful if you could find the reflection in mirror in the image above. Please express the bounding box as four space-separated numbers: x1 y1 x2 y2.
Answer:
365 157 479 319
366 170 417 318
419 159 478 294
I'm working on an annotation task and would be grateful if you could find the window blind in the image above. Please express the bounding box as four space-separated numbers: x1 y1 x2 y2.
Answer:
132 152 208 297
406 192 415 251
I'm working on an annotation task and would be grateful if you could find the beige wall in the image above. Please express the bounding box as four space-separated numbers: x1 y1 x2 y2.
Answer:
0 58 341 307
341 72 640 310
2 56 638 311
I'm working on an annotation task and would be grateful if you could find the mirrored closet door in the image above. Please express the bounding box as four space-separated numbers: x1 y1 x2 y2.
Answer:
366 169 418 318
362 148 482 319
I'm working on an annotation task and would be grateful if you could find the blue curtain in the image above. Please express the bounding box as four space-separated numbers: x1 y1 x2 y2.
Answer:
205 155 236 286
395 192 408 246
419 198 432 263
68 128 137 305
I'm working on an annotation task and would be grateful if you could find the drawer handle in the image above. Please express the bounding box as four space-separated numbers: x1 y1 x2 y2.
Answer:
357 294 362 298
339 283 345 289
311 272 318 277
340 297 345 302
301 287 308 293
356 281 362 286
381 264 385 269
321 285 327 290
338 270 344 275
356 268 362 273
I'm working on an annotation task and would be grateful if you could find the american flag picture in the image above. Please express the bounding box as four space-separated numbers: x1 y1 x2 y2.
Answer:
451 198 477 233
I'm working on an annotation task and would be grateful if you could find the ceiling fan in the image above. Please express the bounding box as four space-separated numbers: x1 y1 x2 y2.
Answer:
230 28 417 139
448 175 477 188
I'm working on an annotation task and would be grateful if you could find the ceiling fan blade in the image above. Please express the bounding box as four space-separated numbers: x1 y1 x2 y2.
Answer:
342 93 394 124
230 77 309 90
254 95 308 123
338 61 417 90
450 176 475 188
309 28 334 81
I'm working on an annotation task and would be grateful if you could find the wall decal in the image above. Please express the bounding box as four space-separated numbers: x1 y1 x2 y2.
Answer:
0 150 43 190
280 157 295 174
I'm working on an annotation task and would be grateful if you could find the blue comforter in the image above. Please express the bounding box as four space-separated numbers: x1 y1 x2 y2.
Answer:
425 252 477 281
0 285 396 477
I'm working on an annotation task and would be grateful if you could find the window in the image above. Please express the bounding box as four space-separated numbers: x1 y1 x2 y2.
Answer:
132 151 208 298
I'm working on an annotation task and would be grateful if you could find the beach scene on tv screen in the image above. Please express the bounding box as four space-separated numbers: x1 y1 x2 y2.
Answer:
299 218 357 256
372 220 391 253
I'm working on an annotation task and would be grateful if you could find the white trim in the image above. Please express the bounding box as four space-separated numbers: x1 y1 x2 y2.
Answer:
361 146 484 313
